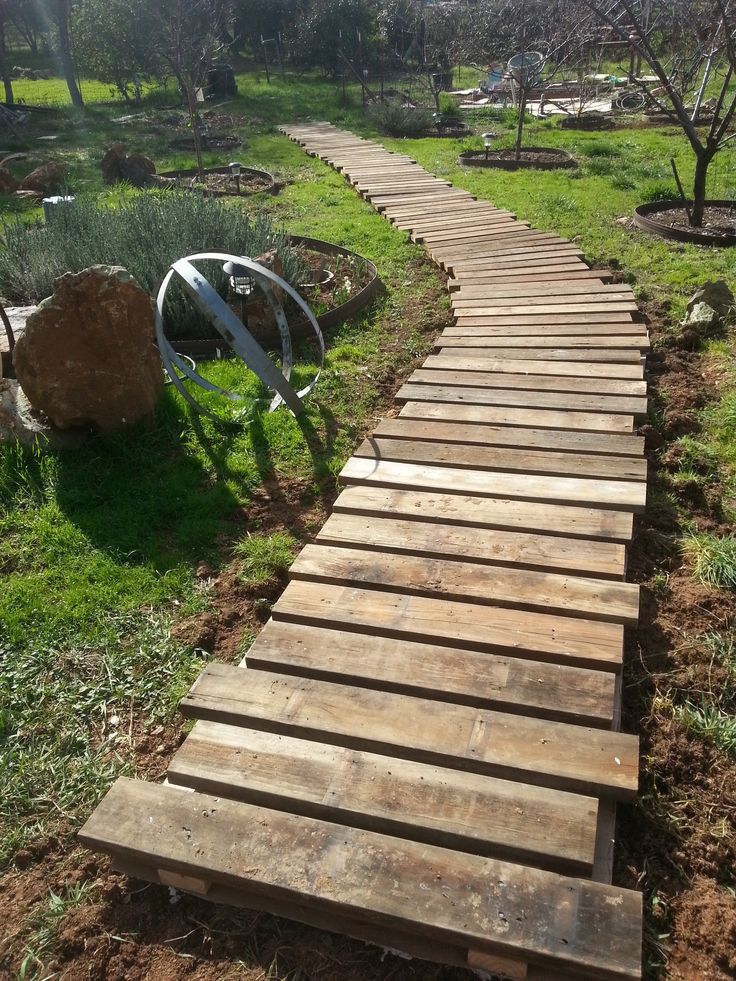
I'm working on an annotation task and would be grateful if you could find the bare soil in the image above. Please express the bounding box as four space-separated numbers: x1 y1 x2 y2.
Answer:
648 205 736 241
616 300 736 980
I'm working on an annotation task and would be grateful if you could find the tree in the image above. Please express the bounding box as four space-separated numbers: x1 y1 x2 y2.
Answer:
50 0 84 108
151 0 228 175
292 0 378 78
73 0 159 105
579 0 736 226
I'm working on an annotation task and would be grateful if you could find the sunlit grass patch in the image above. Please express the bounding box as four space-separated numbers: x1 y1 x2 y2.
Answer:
234 531 299 586
681 532 736 589
673 698 736 756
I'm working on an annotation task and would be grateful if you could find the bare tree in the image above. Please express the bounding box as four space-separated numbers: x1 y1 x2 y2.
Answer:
152 0 228 176
579 0 736 226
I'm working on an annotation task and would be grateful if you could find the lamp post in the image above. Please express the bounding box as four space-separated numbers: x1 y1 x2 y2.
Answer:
229 160 243 195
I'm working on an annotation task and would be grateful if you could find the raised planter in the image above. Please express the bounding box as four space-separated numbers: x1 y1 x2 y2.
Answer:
458 146 577 170
633 199 736 246
560 113 613 131
168 134 243 152
171 236 381 357
157 165 275 197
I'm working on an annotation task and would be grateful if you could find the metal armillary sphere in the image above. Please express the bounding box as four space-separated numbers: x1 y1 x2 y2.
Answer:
155 252 324 422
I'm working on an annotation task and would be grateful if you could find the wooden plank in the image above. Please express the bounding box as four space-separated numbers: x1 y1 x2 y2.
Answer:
376 415 645 457
468 950 528 980
332 484 635 543
289 543 640 626
434 345 643 364
395 394 635 434
410 367 647 393
452 313 637 326
244 618 618 726
273 579 625 672
417 222 529 243
453 282 635 299
356 435 647 482
80 779 643 980
441 324 647 337
440 336 649 352
180 665 639 799
168 720 600 874
450 269 607 285
397 382 647 415
318 509 625 578
340 456 647 512
422 353 644 380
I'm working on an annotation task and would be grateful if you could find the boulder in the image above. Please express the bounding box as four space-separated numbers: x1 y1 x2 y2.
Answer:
685 280 734 323
13 265 164 432
19 161 65 193
101 143 156 188
121 152 156 187
100 142 126 184
0 166 18 194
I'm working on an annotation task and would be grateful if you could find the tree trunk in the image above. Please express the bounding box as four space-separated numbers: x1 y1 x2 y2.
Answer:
691 152 710 227
55 0 84 109
185 83 205 177
515 88 527 161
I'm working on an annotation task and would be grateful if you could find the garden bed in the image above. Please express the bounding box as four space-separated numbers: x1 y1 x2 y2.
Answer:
167 134 243 152
634 199 736 245
156 165 275 197
559 113 614 131
172 236 380 357
458 146 577 170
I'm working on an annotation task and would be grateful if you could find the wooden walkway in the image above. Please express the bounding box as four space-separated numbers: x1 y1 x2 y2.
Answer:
80 124 646 980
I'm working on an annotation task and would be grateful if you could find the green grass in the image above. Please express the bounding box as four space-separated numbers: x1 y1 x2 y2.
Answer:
681 532 736 589
234 531 299 585
673 698 736 755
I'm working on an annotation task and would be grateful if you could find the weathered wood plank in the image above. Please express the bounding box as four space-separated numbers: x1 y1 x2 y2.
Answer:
244 618 618 726
356 434 647 482
80 779 643 980
289 543 640 625
409 367 647 393
397 381 647 415
273 579 625 672
376 415 645 456
395 395 635 433
168 720 600 873
180 665 639 798
422 353 644 379
341 456 647 511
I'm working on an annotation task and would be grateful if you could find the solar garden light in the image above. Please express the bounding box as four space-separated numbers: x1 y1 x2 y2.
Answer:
228 160 243 194
482 132 495 160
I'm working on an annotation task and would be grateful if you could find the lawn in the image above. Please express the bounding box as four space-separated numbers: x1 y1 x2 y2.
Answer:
2 61 736 981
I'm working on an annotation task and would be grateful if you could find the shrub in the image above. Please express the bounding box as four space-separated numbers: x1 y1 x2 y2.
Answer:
438 92 462 122
368 102 435 136
0 192 308 339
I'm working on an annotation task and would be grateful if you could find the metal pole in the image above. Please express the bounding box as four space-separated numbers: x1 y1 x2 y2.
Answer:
261 36 271 84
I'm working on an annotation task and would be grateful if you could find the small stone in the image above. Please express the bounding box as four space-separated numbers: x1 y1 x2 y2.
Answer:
686 279 734 321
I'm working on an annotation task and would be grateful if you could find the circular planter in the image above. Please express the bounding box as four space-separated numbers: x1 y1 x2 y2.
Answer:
168 134 243 152
633 199 736 246
157 165 275 197
458 146 577 170
171 236 381 356
560 113 613 131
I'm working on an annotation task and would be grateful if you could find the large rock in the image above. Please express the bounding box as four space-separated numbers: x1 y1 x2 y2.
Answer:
13 266 163 431
20 161 65 193
101 143 156 188
685 280 734 324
